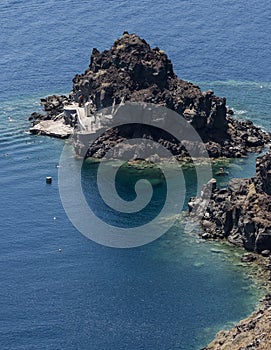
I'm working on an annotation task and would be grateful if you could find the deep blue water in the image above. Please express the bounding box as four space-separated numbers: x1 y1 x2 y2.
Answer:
1 1 270 349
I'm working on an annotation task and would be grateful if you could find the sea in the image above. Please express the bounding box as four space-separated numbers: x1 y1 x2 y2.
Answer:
0 1 270 349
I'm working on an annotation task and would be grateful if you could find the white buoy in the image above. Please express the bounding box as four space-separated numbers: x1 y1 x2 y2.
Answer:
46 176 52 184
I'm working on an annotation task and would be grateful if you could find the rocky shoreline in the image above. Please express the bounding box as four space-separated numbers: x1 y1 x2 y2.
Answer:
189 151 271 254
200 251 271 350
29 33 270 159
188 152 271 349
202 291 271 350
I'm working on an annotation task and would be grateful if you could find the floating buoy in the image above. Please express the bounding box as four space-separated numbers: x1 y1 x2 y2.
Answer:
46 176 52 184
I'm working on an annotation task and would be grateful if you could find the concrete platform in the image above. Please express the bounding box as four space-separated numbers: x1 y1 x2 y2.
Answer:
29 119 73 139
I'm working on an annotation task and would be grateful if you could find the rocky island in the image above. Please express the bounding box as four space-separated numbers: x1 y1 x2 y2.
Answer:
29 32 269 160
29 33 271 349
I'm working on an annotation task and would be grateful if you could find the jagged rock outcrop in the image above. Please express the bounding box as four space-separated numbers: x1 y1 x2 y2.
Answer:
189 151 271 254
29 32 270 158
28 95 73 138
29 95 70 125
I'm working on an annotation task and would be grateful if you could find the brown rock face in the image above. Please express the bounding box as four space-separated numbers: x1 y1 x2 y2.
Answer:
189 151 271 254
72 33 230 141
254 152 271 195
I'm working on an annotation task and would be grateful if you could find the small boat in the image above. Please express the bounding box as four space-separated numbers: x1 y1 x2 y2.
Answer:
46 176 52 184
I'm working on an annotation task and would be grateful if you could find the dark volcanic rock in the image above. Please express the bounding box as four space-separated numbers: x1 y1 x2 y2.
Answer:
29 32 270 158
254 152 271 195
29 95 70 125
189 151 271 253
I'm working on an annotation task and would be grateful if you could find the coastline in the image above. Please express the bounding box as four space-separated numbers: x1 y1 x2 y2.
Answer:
201 250 271 350
27 33 271 349
189 152 271 349
85 155 271 349
2 0 271 348
80 155 271 349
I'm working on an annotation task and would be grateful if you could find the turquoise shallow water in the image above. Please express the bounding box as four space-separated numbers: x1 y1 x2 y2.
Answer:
1 1 270 349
